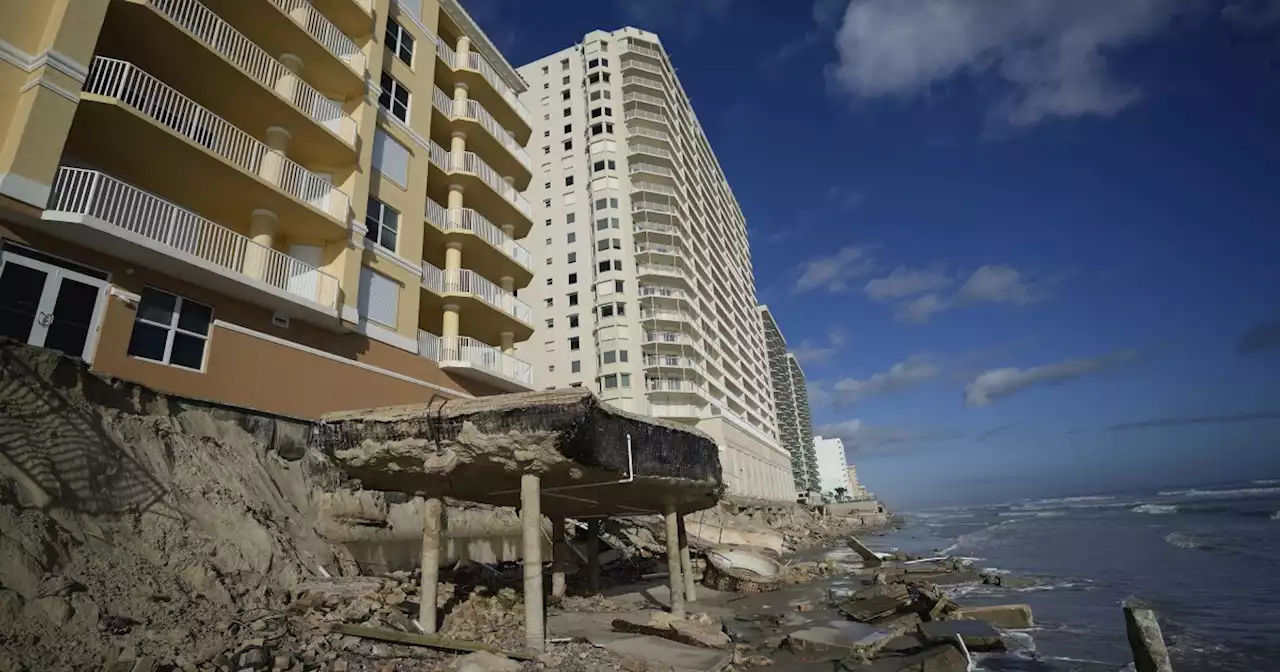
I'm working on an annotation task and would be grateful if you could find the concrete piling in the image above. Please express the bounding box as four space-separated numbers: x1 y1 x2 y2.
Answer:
663 506 686 619
551 518 568 601
1124 602 1173 672
586 519 602 594
521 474 545 651
418 497 443 633
677 514 697 602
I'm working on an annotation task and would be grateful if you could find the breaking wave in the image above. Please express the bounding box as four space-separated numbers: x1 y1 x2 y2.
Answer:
998 510 1066 518
1133 504 1179 515
1157 486 1280 499
1165 532 1221 551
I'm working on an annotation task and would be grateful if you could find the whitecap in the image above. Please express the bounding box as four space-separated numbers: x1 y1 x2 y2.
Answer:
998 510 1065 518
1132 504 1179 515
1158 486 1280 498
1165 531 1216 550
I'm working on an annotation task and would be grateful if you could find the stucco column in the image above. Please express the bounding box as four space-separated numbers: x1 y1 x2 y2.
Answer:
551 519 568 602
445 241 463 272
275 53 304 104
501 331 514 356
244 209 279 281
257 126 293 188
502 175 515 196
677 515 696 602
418 497 443 633
450 132 467 171
455 36 471 67
663 505 685 619
520 473 545 651
447 185 465 226
500 275 514 293
452 82 469 118
501 223 515 241
442 304 460 341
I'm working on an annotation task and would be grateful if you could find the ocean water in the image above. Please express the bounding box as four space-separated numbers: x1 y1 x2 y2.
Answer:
870 480 1280 671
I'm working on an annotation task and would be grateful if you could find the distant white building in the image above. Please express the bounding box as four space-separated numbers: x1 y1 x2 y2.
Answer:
813 436 850 496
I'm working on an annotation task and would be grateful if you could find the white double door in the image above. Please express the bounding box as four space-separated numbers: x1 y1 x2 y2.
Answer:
0 246 108 363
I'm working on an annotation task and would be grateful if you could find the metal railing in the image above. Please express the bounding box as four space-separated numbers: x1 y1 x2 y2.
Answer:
426 140 530 218
621 58 664 77
634 220 681 235
632 200 678 215
629 143 674 161
630 163 675 178
623 41 663 59
639 285 694 301
644 354 700 368
84 58 349 221
636 243 682 256
421 261 532 324
624 108 666 124
644 330 696 345
144 0 356 143
622 75 664 91
424 199 532 269
433 86 531 171
624 91 666 108
632 181 678 196
628 126 672 143
46 168 339 309
640 308 693 322
645 378 704 394
433 35 532 126
418 331 532 386
267 0 365 73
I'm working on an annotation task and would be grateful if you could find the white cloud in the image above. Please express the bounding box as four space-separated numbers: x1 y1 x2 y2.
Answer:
826 354 940 407
815 419 959 454
865 265 953 301
829 0 1197 126
964 350 1140 407
896 293 951 324
792 328 848 365
793 245 877 293
958 265 1044 305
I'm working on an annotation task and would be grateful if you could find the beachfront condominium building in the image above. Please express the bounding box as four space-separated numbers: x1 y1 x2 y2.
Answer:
0 0 538 419
814 435 851 498
759 305 820 496
846 464 869 500
513 28 796 503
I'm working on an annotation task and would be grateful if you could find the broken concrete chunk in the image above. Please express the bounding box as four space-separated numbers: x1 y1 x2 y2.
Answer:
611 612 730 649
447 651 523 672
1124 602 1173 672
784 622 902 660
846 537 882 566
918 620 1006 652
838 593 911 623
880 642 969 672
951 604 1033 629
851 583 909 603
870 612 922 631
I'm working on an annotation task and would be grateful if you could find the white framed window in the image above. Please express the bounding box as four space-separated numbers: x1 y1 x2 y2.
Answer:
127 288 213 371
379 72 410 122
385 18 415 66
365 197 400 252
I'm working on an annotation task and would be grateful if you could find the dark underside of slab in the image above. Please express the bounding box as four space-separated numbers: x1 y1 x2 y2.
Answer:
312 388 725 516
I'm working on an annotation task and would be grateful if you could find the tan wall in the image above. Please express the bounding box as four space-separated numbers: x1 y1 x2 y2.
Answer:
0 219 505 419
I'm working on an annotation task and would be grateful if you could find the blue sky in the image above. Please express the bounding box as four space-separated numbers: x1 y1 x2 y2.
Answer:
470 0 1280 508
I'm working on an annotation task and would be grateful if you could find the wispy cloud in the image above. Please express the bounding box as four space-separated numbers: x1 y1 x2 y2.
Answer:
827 0 1199 127
1103 410 1280 432
816 419 962 455
821 354 941 407
958 264 1045 305
964 350 1140 407
792 328 848 366
793 245 878 293
1238 319 1280 355
862 263 1048 324
864 265 953 301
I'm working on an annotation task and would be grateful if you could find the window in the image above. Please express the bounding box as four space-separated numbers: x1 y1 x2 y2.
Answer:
543 198 551 207
371 130 409 187
610 198 619 208
562 90 571 101
365 197 399 251
621 373 631 388
591 123 603 136
543 146 550 155
611 239 622 249
598 260 610 272
385 19 415 65
568 292 579 306
606 122 614 133
596 218 608 230
546 277 553 285
544 298 554 307
568 273 578 284
568 252 577 264
544 130 550 137
590 91 600 101
545 218 552 226
569 337 580 351
591 108 602 119
545 318 554 328
588 58 599 68
604 107 613 117
563 107 572 118
617 302 626 316
619 349 629 362
543 83 549 90
545 237 552 245
378 72 410 122
563 140 573 151
571 360 581 373
603 350 616 363
127 289 212 370
595 198 608 210
615 280 624 292
596 240 609 252
545 257 552 265
567 213 576 224
603 374 618 389
561 58 570 70
603 72 611 82
603 90 612 99
565 175 574 186
600 304 614 318
601 58 610 66
542 65 550 74
544 181 552 189
588 73 600 84
562 75 570 85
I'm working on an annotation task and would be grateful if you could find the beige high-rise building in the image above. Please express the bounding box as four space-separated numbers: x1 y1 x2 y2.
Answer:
514 28 795 503
0 0 536 418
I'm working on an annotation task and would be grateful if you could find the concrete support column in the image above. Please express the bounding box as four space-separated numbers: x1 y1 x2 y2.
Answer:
501 223 516 241
663 505 685 619
586 519 602 594
445 242 463 272
452 82 469 118
447 185 465 227
275 53 304 104
450 132 467 171
244 209 279 280
418 497 443 633
442 304 460 341
257 126 292 186
677 515 697 602
520 473 545 651
503 175 515 196
501 331 515 356
551 519 568 602
500 275 514 293
455 36 471 67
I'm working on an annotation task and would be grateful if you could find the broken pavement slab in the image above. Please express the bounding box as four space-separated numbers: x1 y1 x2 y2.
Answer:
839 642 969 672
839 593 912 623
611 612 730 649
918 620 1006 652
846 536 882 566
950 604 1034 629
549 611 733 672
784 621 905 661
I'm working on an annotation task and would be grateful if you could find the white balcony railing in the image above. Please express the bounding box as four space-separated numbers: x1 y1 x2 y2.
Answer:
144 0 356 143
84 58 350 222
624 108 666 124
634 221 681 235
432 86 531 171
622 75 664 91
629 143 674 162
639 285 694 301
624 92 666 108
267 0 366 73
644 330 697 346
433 35 532 127
426 140 531 219
645 378 704 394
425 199 532 270
638 264 686 279
630 163 675 178
46 168 339 309
640 308 694 322
621 58 664 78
628 126 672 144
419 331 532 387
644 354 700 368
623 41 663 59
421 261 532 324
632 181 678 196
633 200 678 215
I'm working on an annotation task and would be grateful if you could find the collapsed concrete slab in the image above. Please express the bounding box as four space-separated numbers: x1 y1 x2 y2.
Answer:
951 604 1034 629
313 388 723 517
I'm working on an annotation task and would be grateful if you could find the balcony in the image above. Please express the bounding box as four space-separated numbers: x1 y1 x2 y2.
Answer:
102 0 358 163
643 331 699 350
43 168 342 326
629 163 676 180
202 0 366 97
423 199 532 286
621 58 665 79
434 36 532 141
624 108 667 126
70 58 349 242
638 263 692 287
310 0 372 36
419 331 533 392
420 261 533 344
640 307 696 323
430 86 531 186
645 378 706 397
628 126 673 146
634 220 682 237
624 92 666 109
426 139 533 238
639 285 695 303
